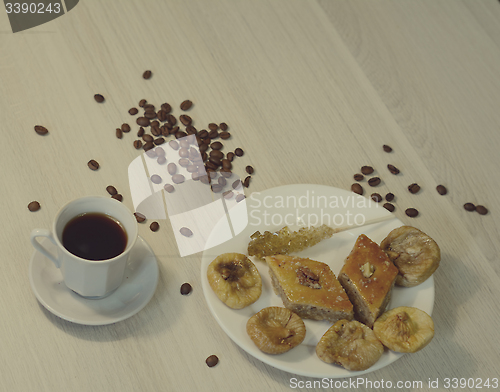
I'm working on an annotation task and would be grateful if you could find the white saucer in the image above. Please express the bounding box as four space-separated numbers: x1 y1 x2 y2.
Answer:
29 236 159 325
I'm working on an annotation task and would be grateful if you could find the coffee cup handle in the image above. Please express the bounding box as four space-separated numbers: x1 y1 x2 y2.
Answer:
30 229 61 268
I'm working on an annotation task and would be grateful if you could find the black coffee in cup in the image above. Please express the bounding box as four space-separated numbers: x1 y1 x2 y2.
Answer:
62 213 127 260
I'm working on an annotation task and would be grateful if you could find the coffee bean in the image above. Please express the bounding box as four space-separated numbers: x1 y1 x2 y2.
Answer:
464 203 476 211
151 174 162 184
145 111 157 120
198 130 209 139
368 177 381 187
405 208 419 217
436 185 447 195
361 166 374 175
476 205 488 215
143 70 152 79
208 123 218 131
353 173 364 181
226 152 235 162
179 158 190 168
106 185 118 196
161 103 172 113
209 150 223 160
143 104 155 112
234 148 244 157
351 183 363 195
143 142 154 151
206 355 219 368
371 193 382 202
175 131 188 139
222 159 232 170
223 190 233 199
180 283 192 295
168 140 179 151
218 176 227 187
28 201 40 211
383 145 392 153
180 227 193 237
129 107 139 115
232 180 242 190
134 212 146 223
220 123 228 131
156 156 166 165
146 149 157 158
121 123 131 133
179 148 190 158
167 163 177 175
172 174 185 184
139 99 147 107
179 114 192 126
150 221 159 232
116 128 123 139
137 117 150 127
383 203 395 212
235 194 245 203
155 147 165 157
34 125 49 135
142 134 154 143
246 165 254 175
112 194 123 202
385 192 395 202
133 140 143 149
180 100 193 111
220 168 232 178
408 183 420 194
154 137 165 145
211 184 223 193
243 176 251 188
137 127 145 137
387 164 400 175
88 160 99 170
220 131 231 140
164 184 175 193
94 94 105 103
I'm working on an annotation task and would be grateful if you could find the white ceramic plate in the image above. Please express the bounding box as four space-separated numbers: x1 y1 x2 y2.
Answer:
30 236 159 325
201 184 434 378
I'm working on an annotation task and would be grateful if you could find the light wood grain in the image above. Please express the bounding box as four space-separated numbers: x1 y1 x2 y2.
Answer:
1 0 499 391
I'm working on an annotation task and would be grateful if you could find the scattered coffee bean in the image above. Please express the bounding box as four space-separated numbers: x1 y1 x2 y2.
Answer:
167 163 177 175
28 201 40 212
172 174 185 184
222 159 232 170
353 173 364 181
220 131 231 140
405 208 419 217
145 111 157 120
408 183 420 194
164 184 175 193
129 107 139 115
198 129 209 139
121 123 131 133
137 117 150 127
143 141 154 151
175 131 188 139
112 194 123 202
208 123 218 131
383 203 395 212
133 140 143 149
368 177 381 187
385 192 395 202
142 134 154 143
235 194 245 203
106 185 118 196
387 164 400 175
134 212 146 223
139 99 147 107
243 176 251 188
351 183 363 195
232 180 242 189
383 145 393 153
154 137 165 145
150 221 159 232
94 94 105 103
464 203 476 211
169 140 179 150
180 227 193 237
246 165 254 175
234 148 244 157
206 355 219 368
371 193 382 202
179 158 190 167
155 147 165 157
180 100 193 111
361 166 374 175
436 185 447 195
179 114 192 126
146 149 157 158
34 125 49 135
211 184 223 193
143 70 152 79
156 156 166 165
223 190 233 199
180 283 192 295
137 127 145 137
210 150 224 160
161 103 171 113
220 122 228 131
116 128 123 139
88 159 99 170
151 174 162 184
476 205 488 215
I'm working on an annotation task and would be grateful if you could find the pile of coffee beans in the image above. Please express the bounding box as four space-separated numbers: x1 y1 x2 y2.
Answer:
349 144 489 217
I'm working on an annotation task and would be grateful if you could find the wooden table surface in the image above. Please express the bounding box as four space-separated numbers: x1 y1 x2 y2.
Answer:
2 1 500 391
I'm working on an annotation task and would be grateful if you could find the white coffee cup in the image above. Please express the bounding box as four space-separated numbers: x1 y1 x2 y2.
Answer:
30 196 138 298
